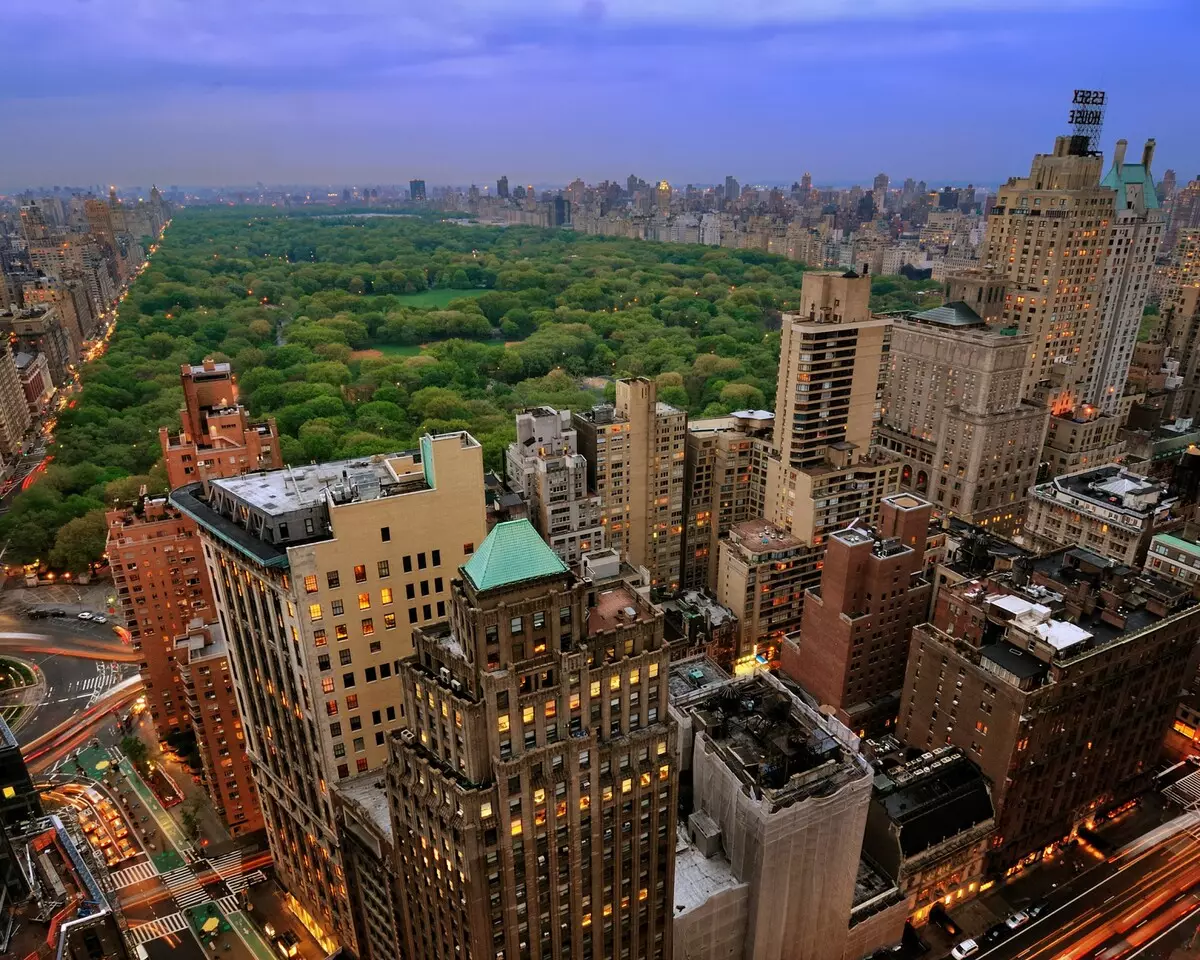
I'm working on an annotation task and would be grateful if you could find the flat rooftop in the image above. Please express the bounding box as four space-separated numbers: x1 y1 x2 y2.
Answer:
588 585 656 636
729 520 805 555
668 655 732 704
1035 464 1171 518
688 675 864 808
335 770 393 839
673 824 742 916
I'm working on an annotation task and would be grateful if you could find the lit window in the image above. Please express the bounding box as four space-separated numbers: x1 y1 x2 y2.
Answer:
480 802 493 818
303 575 318 594
383 613 396 630
522 706 534 724
649 662 659 678
498 714 510 733
621 778 632 794
610 675 621 691
545 699 556 718
361 618 374 636
321 677 335 694
630 668 639 684
354 564 367 583
358 593 371 610
380 587 393 605
313 629 327 647
511 820 522 836
308 603 322 622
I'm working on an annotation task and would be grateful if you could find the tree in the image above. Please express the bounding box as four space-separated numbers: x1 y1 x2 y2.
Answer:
180 794 205 841
49 510 108 572
121 735 149 771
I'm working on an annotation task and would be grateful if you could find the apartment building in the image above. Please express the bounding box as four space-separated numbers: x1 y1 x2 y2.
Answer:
506 406 604 565
388 518 677 960
0 340 31 461
897 548 1200 873
173 432 486 953
1144 532 1200 595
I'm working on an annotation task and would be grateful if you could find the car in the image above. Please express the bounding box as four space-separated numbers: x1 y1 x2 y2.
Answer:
1005 911 1031 931
981 924 1009 945
77 612 94 621
93 615 107 624
1027 903 1047 919
951 939 979 960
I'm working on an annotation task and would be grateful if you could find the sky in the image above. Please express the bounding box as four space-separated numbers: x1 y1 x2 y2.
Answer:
3 0 1199 191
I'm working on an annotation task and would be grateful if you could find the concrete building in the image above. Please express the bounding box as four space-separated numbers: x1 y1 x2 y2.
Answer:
898 548 1200 873
173 432 487 954
506 406 604 565
0 340 32 461
14 350 53 415
1091 141 1164 414
1 305 74 386
671 671 900 960
660 590 740 668
682 410 774 592
1144 532 1200 595
333 773 401 960
1163 286 1200 420
781 494 933 735
862 745 995 924
1041 400 1132 477
1022 464 1178 566
0 715 40 827
575 379 686 590
878 297 1047 536
388 519 677 960
980 136 1115 413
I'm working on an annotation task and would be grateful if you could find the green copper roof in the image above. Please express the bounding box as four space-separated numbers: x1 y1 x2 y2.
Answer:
463 519 568 592
1101 161 1160 210
910 300 985 328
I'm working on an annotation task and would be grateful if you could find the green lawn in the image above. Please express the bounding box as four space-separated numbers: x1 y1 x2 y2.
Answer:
374 343 424 357
395 287 488 308
1138 314 1159 342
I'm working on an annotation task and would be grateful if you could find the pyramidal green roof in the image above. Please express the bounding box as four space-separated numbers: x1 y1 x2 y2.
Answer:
1101 161 1160 210
463 519 568 592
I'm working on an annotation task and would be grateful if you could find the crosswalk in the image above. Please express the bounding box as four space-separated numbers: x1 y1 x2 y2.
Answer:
129 910 189 946
206 850 266 894
216 894 241 915
110 859 157 889
161 865 208 908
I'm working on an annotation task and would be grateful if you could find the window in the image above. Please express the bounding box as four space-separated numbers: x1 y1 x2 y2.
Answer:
380 526 391 542
386 706 396 722
408 608 418 624
333 743 345 758
418 552 427 570
356 592 370 610
326 700 339 716
403 555 413 573
346 694 359 710
432 549 441 566
313 629 327 647
337 763 349 779
434 577 443 593
303 575 318 594
326 571 340 589
463 542 475 555
339 649 353 666
498 714 511 733
384 613 396 630
365 667 377 682
533 611 545 630
321 677 335 694
405 583 415 600
380 587 393 605
308 603 322 622
369 640 382 653
648 662 659 679
437 600 445 618
335 624 349 641
330 599 344 617
317 654 330 671
356 758 369 773
354 564 367 583
422 604 431 621
511 616 524 634
361 618 375 636
372 710 381 725
420 580 430 597
377 560 390 579
329 721 342 738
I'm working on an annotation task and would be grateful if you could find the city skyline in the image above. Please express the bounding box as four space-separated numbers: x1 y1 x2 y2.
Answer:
2 0 1199 189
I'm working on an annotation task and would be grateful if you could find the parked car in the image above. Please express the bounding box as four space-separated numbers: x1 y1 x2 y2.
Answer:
1005 911 1031 931
951 939 979 960
982 923 1009 945
77 611 94 621
93 615 107 624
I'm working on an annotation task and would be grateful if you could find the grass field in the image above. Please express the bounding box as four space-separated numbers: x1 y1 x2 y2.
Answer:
396 287 488 308
1138 313 1160 342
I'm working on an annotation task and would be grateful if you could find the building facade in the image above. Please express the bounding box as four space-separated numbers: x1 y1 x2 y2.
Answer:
388 519 677 960
174 432 487 953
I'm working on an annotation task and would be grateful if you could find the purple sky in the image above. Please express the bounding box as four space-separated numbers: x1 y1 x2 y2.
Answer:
2 0 1197 190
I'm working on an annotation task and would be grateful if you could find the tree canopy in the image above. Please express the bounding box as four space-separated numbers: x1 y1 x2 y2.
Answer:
2 209 836 566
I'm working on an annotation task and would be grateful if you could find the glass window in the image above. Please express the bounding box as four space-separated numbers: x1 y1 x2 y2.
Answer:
533 611 545 630
346 694 359 710
361 618 375 636
303 575 318 594
358 592 371 610
380 587 393 605
432 549 441 566
335 624 349 641
377 560 390 579
380 526 390 542
313 629 327 647
321 677 334 693
326 571 340 589
308 603 322 622
354 564 367 583
343 672 355 688
330 599 344 617
511 617 523 634
384 613 396 630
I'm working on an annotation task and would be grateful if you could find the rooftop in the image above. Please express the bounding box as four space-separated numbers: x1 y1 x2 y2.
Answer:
668 655 732 705
688 674 866 809
587 584 655 636
335 771 393 840
728 519 805 555
909 300 986 328
1033 464 1173 519
673 823 742 916
1153 533 1200 559
463 519 569 593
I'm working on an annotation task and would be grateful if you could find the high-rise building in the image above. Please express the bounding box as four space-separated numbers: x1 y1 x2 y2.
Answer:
0 339 32 461
898 548 1200 873
877 292 1048 536
728 270 899 656
981 136 1114 413
173 432 487 953
1022 463 1177 566
107 360 280 836
1165 177 1200 251
872 172 889 215
574 379 686 590
1163 286 1200 419
780 493 933 735
388 519 677 960
680 409 773 591
1 305 73 386
497 175 509 199
655 180 671 216
506 406 604 565
1164 228 1200 315
409 179 426 202
724 175 740 204
1091 140 1164 413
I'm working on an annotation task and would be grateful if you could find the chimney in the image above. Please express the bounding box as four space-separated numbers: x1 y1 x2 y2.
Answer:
1113 139 1128 173
1142 138 1156 172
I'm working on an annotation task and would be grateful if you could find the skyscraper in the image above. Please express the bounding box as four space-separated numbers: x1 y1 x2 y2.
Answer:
0 340 31 462
980 136 1114 414
1090 140 1164 413
872 172 889 215
655 180 671 216
409 179 427 202
497 175 510 199
575 378 686 591
174 432 487 953
389 519 677 960
724 175 740 204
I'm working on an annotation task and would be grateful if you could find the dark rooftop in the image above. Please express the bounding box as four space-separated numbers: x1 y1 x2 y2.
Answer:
980 642 1049 682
